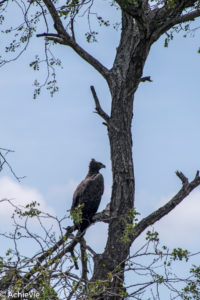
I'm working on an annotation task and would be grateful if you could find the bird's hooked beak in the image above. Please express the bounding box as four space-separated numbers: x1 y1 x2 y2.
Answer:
101 163 106 169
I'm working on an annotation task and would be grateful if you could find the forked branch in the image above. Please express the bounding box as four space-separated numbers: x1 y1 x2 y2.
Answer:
0 148 24 182
133 170 200 242
39 0 109 80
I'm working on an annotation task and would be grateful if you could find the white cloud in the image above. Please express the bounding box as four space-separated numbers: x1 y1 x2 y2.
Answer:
0 177 54 224
153 189 200 248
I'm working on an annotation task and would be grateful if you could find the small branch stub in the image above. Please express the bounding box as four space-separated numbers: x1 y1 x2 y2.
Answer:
195 170 200 179
90 85 110 122
140 76 152 83
36 32 59 38
176 170 188 185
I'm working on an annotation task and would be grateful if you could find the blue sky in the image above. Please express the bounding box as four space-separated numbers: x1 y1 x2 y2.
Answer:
0 3 200 296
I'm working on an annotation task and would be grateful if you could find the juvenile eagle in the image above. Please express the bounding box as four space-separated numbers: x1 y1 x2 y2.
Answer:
71 159 105 232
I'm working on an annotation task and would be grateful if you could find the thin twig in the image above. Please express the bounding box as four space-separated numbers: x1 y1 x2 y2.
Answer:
0 149 25 182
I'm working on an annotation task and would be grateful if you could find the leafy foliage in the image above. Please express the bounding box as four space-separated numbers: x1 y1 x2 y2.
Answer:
120 208 140 243
182 266 200 299
70 203 85 225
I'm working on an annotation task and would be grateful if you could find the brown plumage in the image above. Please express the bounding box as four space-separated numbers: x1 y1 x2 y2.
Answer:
71 159 105 232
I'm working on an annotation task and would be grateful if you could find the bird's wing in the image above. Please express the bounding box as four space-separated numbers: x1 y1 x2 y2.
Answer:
71 173 104 210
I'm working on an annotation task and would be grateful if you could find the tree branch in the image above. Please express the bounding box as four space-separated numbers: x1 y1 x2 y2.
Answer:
115 0 140 18
174 9 200 24
92 203 110 224
21 205 110 283
36 32 59 38
153 9 200 39
175 170 188 186
90 86 110 122
140 76 152 83
70 249 79 270
0 148 24 182
40 0 109 80
150 2 200 41
133 170 200 241
41 36 65 44
22 225 77 281
115 0 150 20
80 238 88 281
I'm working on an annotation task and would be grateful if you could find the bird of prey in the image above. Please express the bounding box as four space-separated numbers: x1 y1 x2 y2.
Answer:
71 159 105 232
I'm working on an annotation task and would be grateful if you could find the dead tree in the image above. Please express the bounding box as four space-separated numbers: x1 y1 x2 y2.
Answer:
1 0 200 299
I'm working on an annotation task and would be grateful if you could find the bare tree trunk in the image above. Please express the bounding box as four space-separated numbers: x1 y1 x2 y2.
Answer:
91 29 151 297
